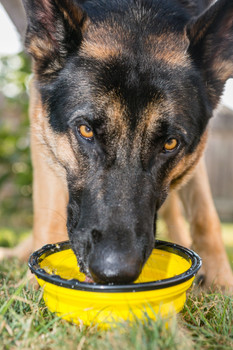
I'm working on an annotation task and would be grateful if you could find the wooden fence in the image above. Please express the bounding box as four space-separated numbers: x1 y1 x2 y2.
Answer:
205 105 233 221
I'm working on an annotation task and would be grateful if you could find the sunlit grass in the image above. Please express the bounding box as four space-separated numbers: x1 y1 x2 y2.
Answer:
0 224 233 349
0 259 232 349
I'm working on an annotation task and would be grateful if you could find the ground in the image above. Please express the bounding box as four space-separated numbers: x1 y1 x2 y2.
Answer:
0 223 233 350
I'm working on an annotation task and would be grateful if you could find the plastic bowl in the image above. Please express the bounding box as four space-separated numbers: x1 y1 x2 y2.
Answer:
28 240 201 328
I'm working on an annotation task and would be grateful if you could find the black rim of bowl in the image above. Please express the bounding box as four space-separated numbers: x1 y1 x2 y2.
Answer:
28 240 202 293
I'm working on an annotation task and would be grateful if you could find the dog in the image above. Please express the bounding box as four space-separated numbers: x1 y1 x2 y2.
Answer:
1 0 233 288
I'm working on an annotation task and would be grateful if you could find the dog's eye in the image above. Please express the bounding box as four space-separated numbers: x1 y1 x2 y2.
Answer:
78 125 94 140
164 138 178 152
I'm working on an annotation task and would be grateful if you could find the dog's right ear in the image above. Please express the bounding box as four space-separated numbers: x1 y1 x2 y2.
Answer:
22 0 89 79
186 0 233 109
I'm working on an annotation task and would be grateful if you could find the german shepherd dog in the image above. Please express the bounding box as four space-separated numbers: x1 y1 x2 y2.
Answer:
1 0 233 288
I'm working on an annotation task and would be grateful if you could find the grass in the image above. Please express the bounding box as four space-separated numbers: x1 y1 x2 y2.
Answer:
0 224 233 349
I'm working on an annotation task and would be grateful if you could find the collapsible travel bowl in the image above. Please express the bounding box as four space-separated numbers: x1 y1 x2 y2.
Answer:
28 240 201 328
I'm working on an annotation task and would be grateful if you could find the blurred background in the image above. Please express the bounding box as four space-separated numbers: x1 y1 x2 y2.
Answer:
0 0 32 246
0 0 232 250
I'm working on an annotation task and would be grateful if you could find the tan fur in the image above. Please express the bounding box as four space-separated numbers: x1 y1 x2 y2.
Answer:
81 22 190 69
95 91 127 132
80 22 125 60
178 158 233 290
212 58 233 83
29 81 78 177
56 0 89 32
159 191 192 248
146 32 190 67
168 130 208 188
138 100 170 132
29 37 54 60
188 16 215 46
30 81 69 249
80 37 123 60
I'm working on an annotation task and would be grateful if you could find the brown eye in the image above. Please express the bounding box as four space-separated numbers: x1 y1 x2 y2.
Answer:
79 125 94 140
164 138 178 152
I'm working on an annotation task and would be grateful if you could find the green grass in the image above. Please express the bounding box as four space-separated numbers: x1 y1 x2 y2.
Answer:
0 225 233 350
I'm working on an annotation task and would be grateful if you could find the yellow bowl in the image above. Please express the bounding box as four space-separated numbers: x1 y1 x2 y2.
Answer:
28 240 201 328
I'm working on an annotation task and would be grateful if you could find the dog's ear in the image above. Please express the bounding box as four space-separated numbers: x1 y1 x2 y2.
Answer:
186 0 233 108
22 0 89 79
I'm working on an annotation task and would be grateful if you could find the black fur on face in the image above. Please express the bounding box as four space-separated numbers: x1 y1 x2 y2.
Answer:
23 0 233 283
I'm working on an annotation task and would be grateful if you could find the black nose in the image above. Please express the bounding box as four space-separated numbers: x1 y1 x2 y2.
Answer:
88 247 143 284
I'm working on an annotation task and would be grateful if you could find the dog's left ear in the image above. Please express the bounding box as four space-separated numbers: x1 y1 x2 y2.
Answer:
186 0 233 108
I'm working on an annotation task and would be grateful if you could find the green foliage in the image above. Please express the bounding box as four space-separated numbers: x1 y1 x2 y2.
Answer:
0 52 32 229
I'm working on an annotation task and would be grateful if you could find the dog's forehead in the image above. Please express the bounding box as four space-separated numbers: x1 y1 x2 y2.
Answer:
48 45 203 137
80 18 189 68
75 57 195 134
74 14 193 123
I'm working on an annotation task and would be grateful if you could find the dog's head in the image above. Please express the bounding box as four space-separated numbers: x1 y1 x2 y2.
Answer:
23 0 233 283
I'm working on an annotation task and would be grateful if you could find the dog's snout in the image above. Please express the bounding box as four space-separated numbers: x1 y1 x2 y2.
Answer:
88 245 143 284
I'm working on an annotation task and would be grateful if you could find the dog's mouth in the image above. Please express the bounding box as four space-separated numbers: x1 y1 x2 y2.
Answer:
73 251 95 283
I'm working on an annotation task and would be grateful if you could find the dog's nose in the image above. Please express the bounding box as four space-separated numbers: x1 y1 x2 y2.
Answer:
88 248 142 284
